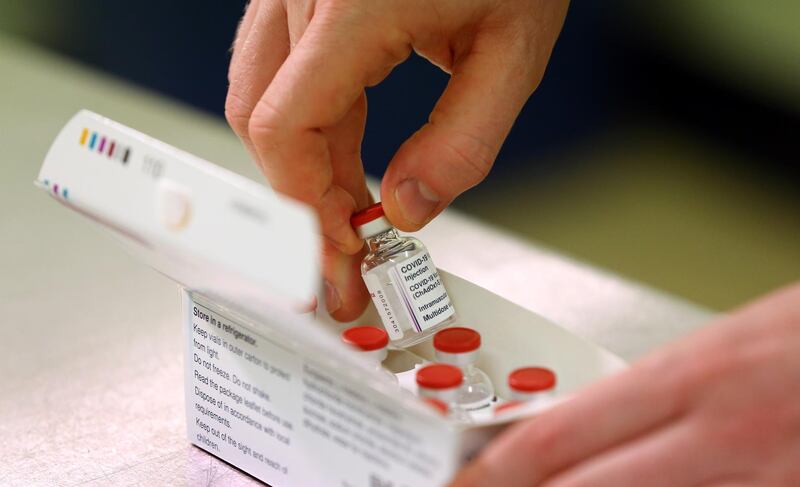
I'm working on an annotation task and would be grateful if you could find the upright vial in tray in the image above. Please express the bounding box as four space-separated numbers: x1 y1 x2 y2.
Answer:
340 326 397 383
416 365 472 422
433 327 495 410
508 366 556 402
496 366 557 415
351 203 456 348
416 363 469 422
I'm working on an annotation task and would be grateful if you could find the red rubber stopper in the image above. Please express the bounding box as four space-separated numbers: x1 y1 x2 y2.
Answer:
433 327 481 353
350 202 385 227
508 367 556 393
416 363 463 390
341 326 389 351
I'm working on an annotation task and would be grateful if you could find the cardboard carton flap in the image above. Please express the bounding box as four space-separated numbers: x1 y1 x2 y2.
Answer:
36 110 320 311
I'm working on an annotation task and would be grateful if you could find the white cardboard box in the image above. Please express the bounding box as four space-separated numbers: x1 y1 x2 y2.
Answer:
38 110 627 486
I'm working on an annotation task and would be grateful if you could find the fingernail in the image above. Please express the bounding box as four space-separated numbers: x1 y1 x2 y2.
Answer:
324 279 342 314
394 179 440 226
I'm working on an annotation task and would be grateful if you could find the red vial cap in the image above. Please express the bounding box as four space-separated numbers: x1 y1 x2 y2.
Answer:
341 326 389 351
350 202 384 227
422 397 449 415
416 364 463 390
433 327 481 353
508 367 556 393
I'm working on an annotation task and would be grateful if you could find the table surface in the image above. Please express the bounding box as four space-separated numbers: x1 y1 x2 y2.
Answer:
0 35 710 486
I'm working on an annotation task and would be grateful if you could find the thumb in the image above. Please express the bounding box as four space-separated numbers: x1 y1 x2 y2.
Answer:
381 28 558 231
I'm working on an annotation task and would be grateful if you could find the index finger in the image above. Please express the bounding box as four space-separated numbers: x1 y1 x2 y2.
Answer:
247 3 410 253
449 352 691 487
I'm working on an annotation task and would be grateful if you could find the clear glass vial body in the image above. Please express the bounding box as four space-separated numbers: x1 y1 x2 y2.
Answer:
509 388 554 404
435 350 495 410
457 364 494 410
417 387 472 423
362 228 456 348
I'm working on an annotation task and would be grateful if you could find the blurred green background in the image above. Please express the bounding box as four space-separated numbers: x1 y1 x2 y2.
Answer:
1 0 798 310
460 1 800 310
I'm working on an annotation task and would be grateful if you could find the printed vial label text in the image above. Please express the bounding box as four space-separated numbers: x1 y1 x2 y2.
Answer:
390 252 454 332
364 273 404 340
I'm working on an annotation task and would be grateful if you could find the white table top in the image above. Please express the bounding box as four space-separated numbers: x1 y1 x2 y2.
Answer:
0 35 709 486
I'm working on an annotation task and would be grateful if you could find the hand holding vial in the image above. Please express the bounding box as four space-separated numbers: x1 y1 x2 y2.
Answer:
225 0 570 321
352 203 457 348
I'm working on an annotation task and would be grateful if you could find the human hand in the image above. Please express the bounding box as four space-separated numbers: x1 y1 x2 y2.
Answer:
225 0 569 319
450 283 800 486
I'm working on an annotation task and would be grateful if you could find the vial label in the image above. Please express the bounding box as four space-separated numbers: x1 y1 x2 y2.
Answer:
364 273 404 340
390 252 454 332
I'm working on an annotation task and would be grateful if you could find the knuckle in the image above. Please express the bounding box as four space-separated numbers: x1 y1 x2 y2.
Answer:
315 0 357 21
247 98 289 147
500 12 560 90
320 0 346 9
318 0 359 13
439 130 495 186
224 90 253 137
681 352 736 401
364 40 410 87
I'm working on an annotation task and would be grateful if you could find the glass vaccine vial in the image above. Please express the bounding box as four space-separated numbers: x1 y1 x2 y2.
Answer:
351 203 456 348
495 366 557 416
416 363 462 407
340 326 397 383
433 327 495 410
